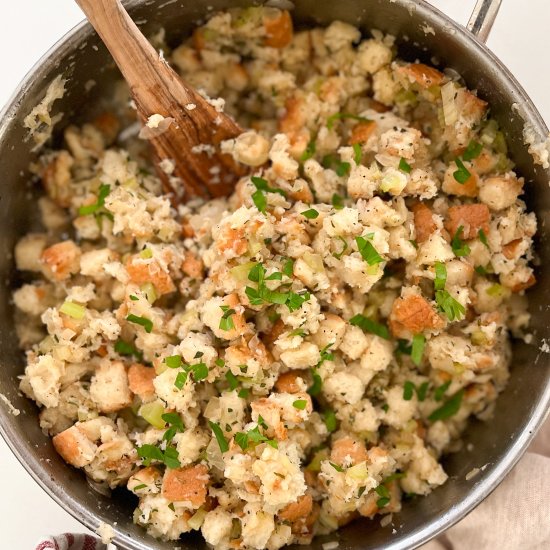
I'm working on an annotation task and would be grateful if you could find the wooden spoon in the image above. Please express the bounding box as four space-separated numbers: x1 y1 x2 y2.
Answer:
75 0 244 201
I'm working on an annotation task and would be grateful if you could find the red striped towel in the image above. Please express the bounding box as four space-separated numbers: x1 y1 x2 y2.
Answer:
35 534 106 550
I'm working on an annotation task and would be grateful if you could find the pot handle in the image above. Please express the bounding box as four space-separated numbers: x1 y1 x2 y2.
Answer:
467 0 503 42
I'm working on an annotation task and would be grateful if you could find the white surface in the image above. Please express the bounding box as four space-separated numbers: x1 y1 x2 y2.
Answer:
1 1 549 548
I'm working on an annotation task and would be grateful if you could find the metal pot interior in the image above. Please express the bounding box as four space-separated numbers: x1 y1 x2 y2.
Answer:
0 1 549 549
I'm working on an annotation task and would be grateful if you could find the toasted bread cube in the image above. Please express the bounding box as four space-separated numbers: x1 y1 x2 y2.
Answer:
330 436 368 466
41 240 81 281
389 294 444 338
126 257 176 295
411 203 437 244
127 364 156 402
53 424 97 468
15 233 48 272
445 203 490 239
90 360 132 413
161 464 209 507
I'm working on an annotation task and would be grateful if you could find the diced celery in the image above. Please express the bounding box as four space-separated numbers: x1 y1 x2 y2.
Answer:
346 461 369 481
471 330 488 346
188 508 207 530
493 131 508 155
139 248 153 259
306 448 328 472
481 119 498 146
230 261 257 281
141 282 158 304
248 239 262 256
138 400 166 429
395 89 418 105
59 301 86 320
303 252 325 273
486 283 509 298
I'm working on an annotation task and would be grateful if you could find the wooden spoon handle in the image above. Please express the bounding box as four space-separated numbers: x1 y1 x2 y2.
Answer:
75 0 193 109
75 0 244 200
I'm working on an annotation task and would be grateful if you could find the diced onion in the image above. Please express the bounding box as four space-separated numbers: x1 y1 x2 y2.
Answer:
138 400 166 429
441 82 458 127
379 170 407 195
59 301 86 320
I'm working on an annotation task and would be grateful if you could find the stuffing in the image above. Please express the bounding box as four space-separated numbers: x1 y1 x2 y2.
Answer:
89 360 132 413
14 7 535 550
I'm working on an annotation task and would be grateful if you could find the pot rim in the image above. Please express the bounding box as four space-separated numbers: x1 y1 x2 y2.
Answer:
1 1 549 549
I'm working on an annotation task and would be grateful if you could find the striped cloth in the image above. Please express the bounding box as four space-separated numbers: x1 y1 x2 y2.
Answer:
35 534 107 550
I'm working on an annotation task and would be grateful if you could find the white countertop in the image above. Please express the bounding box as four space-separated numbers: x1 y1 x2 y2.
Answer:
1 1 549 548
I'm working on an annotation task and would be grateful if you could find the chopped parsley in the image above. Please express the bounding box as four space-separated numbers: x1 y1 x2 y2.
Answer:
78 184 111 216
335 161 351 177
301 208 319 219
451 226 471 257
475 265 488 276
403 381 415 401
434 261 447 291
174 371 188 390
307 371 323 396
238 388 250 399
300 140 316 162
353 143 362 165
332 193 345 210
375 484 391 508
349 314 390 340
282 258 294 278
170 357 209 389
209 421 229 453
416 381 430 402
435 290 465 321
356 236 383 265
319 343 334 364
478 228 489 249
162 413 185 442
225 371 239 390
292 399 307 410
126 314 153 333
191 362 209 381
219 305 236 331
462 140 483 161
137 443 180 469
250 176 286 213
411 334 425 366
434 380 452 401
323 409 338 432
234 422 278 451
333 236 348 260
114 339 142 360
398 158 412 173
326 112 371 130
428 389 464 422
329 462 344 472
245 263 309 312
403 380 430 402
165 355 182 369
453 157 471 184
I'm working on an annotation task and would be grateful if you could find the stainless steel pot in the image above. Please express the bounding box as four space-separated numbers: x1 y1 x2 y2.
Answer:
1 1 549 549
